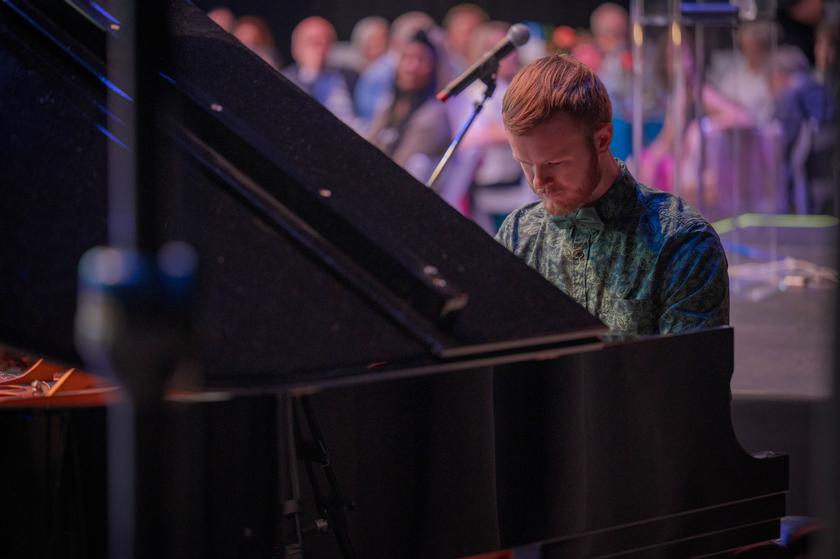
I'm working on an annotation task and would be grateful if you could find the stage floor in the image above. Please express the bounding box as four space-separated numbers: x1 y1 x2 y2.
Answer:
721 222 836 515
725 223 835 399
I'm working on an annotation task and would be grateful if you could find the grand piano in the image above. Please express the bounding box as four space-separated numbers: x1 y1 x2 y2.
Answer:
0 1 787 558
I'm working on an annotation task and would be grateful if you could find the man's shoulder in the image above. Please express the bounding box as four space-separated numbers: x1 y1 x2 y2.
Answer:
633 182 718 241
495 201 546 251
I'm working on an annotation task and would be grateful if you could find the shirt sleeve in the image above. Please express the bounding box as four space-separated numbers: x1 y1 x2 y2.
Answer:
657 226 729 335
494 210 518 251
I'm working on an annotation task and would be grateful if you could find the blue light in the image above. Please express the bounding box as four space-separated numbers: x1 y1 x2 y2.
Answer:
4 0 134 102
95 123 130 149
89 1 120 25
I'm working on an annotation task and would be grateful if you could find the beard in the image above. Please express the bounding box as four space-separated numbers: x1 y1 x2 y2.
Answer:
539 142 603 216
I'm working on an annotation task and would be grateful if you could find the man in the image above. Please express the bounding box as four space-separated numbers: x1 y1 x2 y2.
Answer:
442 3 489 71
234 15 281 69
496 55 728 335
282 16 355 126
589 3 631 104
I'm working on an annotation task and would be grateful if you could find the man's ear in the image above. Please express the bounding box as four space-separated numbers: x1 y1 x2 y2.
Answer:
594 122 613 154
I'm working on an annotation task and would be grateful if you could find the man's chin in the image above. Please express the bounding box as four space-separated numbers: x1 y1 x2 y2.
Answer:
543 198 579 216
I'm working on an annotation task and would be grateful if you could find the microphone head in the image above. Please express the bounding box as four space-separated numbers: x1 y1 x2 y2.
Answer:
507 24 530 47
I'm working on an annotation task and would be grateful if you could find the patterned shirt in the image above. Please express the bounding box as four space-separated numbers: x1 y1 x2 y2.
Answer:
495 161 729 335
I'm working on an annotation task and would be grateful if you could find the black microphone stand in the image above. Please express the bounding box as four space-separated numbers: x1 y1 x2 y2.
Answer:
427 65 499 190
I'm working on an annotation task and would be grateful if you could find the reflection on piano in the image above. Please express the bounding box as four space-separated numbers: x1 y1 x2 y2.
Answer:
0 1 787 557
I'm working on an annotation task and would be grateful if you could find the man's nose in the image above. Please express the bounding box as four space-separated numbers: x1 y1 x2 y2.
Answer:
533 169 551 188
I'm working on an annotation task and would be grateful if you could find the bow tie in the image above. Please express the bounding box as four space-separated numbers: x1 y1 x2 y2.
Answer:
550 207 605 231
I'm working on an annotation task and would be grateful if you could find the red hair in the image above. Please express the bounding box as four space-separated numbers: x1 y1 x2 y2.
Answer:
502 54 612 136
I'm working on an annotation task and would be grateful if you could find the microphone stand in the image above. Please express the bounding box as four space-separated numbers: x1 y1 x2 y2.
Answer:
427 67 498 190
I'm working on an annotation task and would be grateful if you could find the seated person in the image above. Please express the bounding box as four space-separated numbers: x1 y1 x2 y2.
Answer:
233 15 282 69
281 16 356 127
366 30 451 182
496 55 729 335
709 21 778 125
354 11 437 127
771 45 836 213
442 3 490 72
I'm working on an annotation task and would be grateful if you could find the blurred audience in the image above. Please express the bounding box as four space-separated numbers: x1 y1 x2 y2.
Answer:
326 16 389 95
354 11 437 127
710 22 779 124
352 16 390 71
772 44 836 213
552 25 578 55
281 16 356 126
203 3 839 222
233 15 281 69
207 6 236 33
589 3 636 159
638 34 753 205
815 15 839 84
777 0 825 65
590 2 633 119
367 30 451 182
442 3 490 71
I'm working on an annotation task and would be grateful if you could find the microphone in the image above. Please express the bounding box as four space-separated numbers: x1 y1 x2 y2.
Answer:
436 23 530 102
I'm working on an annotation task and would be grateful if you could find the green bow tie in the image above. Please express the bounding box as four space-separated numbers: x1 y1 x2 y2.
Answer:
550 207 605 231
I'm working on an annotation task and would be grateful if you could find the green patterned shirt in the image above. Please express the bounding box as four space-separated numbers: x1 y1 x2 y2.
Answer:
495 162 729 335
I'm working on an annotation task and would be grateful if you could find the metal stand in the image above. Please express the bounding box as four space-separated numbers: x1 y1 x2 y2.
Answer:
274 393 357 559
276 393 305 558
74 2 197 558
295 396 357 559
427 73 498 190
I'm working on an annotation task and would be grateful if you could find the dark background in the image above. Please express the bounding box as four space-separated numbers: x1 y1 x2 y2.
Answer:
192 0 626 67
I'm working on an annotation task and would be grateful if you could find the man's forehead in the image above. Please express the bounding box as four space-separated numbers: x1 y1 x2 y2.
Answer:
508 118 587 159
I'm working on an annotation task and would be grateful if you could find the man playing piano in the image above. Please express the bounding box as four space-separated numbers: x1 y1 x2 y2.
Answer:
496 54 728 335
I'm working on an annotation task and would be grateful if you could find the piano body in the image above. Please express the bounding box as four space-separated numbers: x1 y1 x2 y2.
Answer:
0 1 787 558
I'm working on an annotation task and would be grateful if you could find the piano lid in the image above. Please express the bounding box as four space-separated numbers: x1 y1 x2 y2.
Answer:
0 0 605 387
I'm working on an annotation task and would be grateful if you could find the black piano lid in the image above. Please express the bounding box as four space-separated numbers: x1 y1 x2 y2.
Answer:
0 0 606 387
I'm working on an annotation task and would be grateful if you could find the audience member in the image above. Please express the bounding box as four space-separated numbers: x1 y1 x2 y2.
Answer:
442 3 490 71
571 39 604 72
281 16 356 126
771 45 836 212
710 22 779 124
638 34 753 205
590 4 634 157
552 25 578 55
777 0 825 65
353 16 390 71
367 31 452 182
233 15 281 69
354 11 437 126
207 6 236 33
815 15 839 84
326 16 389 95
591 3 632 109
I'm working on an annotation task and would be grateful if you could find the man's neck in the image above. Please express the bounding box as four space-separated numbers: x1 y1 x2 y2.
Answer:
583 155 621 207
